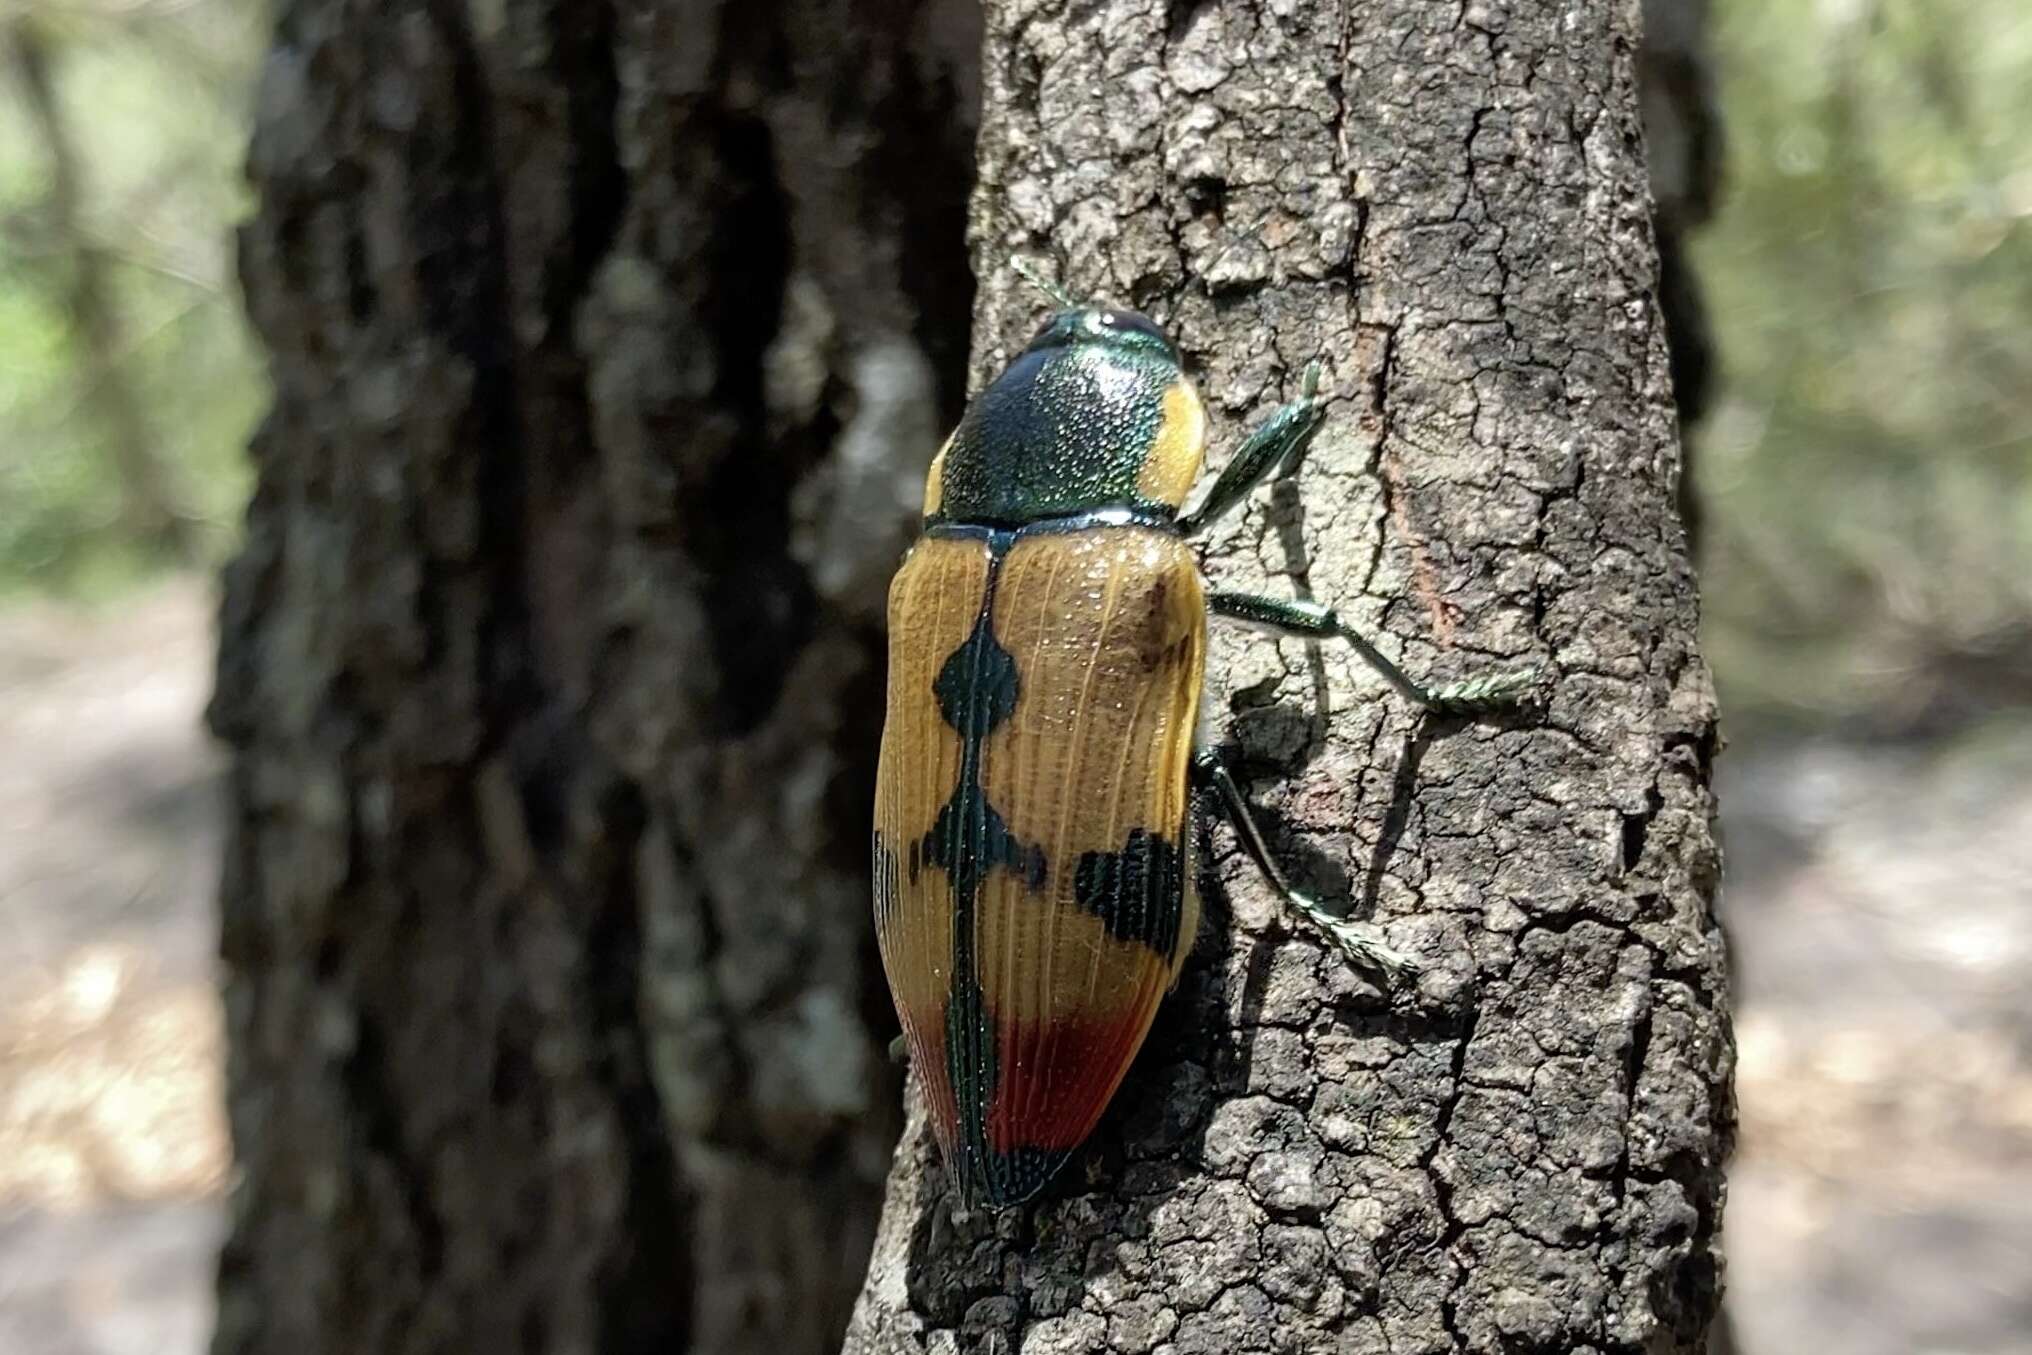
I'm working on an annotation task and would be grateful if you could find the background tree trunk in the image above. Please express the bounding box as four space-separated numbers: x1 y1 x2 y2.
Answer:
8 15 199 562
1638 0 1723 546
211 3 977 1352
845 1 1732 1352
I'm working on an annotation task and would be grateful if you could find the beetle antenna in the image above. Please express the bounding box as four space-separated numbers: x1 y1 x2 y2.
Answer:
1010 255 1079 310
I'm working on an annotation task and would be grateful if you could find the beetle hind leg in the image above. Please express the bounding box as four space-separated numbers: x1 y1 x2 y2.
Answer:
1191 748 1421 978
1207 591 1537 715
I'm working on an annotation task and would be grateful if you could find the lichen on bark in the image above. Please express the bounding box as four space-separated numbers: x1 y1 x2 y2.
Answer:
845 1 1732 1352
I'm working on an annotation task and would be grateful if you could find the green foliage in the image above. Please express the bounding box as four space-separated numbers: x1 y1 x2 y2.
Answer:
1697 0 2032 727
0 1 266 597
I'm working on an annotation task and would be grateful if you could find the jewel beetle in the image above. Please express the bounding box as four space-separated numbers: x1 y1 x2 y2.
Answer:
871 267 1534 1208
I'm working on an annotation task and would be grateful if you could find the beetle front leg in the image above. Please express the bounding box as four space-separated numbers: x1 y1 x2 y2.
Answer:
1180 362 1327 537
1208 591 1537 716
1191 748 1421 978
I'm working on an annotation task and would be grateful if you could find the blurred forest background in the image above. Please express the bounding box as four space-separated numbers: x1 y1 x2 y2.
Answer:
1 1 2028 1353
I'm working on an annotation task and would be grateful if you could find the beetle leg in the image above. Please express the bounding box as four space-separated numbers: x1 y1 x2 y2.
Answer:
1180 361 1327 537
1208 591 1537 715
1191 748 1420 978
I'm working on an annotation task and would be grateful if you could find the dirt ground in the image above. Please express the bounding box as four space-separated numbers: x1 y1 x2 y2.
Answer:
1719 727 2032 1355
2 578 2028 1354
0 580 226 1355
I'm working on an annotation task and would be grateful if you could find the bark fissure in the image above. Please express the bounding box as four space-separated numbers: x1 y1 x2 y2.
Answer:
1431 1005 1479 1355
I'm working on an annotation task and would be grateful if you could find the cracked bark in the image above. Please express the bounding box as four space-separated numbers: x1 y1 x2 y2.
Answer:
212 2 977 1352
845 2 1732 1353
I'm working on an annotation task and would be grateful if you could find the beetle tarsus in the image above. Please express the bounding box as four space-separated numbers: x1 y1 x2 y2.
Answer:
1427 665 1541 716
1298 358 1323 401
1286 891 1424 977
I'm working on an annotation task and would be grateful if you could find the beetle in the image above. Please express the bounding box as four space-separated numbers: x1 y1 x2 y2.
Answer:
872 267 1533 1207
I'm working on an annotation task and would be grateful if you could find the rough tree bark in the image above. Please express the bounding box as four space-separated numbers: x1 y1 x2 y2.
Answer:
210 3 976 1352
845 1 1732 1353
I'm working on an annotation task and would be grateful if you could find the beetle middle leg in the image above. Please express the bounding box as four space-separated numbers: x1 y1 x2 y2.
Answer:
1191 748 1420 977
1208 591 1536 715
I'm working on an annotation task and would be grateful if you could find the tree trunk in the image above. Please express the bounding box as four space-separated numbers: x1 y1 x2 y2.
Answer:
8 15 198 562
211 3 976 1352
845 2 1731 1353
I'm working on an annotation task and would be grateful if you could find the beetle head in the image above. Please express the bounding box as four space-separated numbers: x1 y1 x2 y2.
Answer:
1021 307 1181 365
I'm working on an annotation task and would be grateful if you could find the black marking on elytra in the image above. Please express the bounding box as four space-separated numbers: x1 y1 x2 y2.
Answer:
938 982 1068 1207
922 796 1046 899
933 608 1019 735
1074 827 1185 957
913 529 1060 1203
942 980 997 1199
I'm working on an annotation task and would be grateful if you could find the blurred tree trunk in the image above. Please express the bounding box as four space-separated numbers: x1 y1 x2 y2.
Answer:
209 3 977 1353
8 15 197 562
845 1 1732 1353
